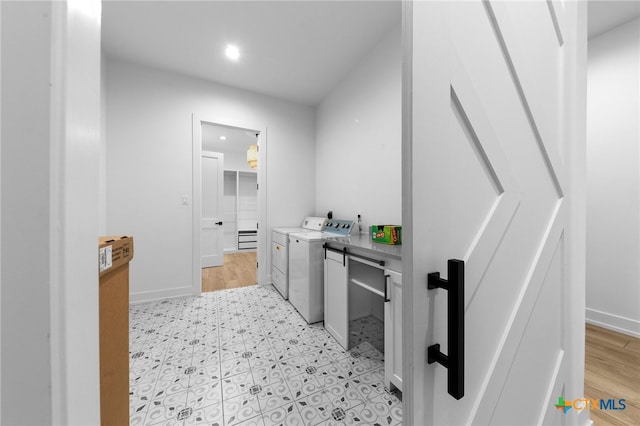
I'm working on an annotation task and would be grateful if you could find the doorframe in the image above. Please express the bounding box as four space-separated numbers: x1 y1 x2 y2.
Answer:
400 1 415 424
191 115 268 295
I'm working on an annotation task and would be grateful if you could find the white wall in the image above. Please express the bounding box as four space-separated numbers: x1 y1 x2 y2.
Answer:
586 18 640 336
100 52 107 235
1 1 102 423
315 25 401 231
105 57 316 302
1 3 53 423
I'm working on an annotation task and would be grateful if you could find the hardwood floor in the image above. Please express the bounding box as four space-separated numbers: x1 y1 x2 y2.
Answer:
585 324 640 426
202 251 257 292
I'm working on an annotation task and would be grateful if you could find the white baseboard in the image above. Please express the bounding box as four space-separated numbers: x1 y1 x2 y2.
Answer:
130 285 194 304
585 308 640 338
130 281 274 304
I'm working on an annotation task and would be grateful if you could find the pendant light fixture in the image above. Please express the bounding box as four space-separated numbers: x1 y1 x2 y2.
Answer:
247 144 258 169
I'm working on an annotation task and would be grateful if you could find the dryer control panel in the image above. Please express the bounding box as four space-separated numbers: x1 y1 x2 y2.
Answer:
301 217 327 231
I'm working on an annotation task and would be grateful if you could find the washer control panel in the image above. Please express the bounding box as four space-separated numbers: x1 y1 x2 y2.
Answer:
324 219 355 236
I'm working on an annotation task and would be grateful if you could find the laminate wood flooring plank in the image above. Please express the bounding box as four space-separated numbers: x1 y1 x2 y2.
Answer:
202 252 257 293
223 261 237 283
201 268 210 292
584 368 639 405
225 280 239 289
588 408 633 426
625 338 640 354
586 340 640 374
236 268 256 287
585 348 640 381
201 265 226 292
586 323 631 348
585 324 640 426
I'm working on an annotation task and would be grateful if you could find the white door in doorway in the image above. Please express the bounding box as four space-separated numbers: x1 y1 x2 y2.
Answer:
201 151 224 268
405 2 584 425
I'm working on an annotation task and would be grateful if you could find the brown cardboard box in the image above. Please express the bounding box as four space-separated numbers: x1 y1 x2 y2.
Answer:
98 236 133 426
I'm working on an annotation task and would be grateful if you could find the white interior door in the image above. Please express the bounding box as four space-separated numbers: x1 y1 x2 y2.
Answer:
405 1 584 425
201 151 224 268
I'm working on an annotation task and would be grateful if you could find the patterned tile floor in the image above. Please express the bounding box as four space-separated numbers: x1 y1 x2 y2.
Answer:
129 285 403 426
349 316 384 354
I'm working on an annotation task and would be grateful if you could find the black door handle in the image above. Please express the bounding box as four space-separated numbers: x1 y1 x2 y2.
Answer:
215 221 223 226
427 259 464 400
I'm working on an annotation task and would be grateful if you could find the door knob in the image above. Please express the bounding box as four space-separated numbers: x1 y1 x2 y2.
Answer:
215 221 223 225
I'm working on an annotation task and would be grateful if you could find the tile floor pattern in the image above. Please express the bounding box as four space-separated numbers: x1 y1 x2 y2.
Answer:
348 316 384 354
129 285 403 426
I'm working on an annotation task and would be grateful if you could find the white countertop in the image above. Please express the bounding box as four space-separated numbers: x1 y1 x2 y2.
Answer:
323 233 402 259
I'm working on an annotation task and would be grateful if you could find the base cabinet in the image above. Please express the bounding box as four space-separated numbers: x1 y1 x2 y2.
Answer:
384 269 403 392
322 246 402 393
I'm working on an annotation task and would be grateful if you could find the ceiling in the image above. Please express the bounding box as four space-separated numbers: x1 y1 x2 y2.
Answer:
102 1 639 106
588 0 640 39
202 123 257 154
102 1 401 106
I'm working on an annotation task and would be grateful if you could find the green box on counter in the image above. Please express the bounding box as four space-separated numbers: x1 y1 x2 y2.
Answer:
371 225 402 245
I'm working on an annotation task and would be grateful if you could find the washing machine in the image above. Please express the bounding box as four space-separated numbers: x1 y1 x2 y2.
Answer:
288 219 354 323
271 217 326 299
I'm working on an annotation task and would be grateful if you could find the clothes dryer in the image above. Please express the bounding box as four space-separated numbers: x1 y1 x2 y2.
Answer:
271 217 326 299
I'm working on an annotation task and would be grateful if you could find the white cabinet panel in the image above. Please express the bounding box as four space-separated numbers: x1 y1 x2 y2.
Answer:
272 266 286 298
384 269 402 392
324 249 349 349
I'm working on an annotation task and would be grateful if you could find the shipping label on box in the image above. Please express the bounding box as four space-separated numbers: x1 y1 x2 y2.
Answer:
99 236 134 277
99 246 113 272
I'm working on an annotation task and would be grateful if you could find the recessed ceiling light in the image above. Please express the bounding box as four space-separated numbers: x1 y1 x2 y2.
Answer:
220 136 227 140
225 45 240 61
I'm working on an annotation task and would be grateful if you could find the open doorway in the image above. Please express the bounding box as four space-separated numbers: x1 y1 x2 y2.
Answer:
584 6 640 425
193 119 266 293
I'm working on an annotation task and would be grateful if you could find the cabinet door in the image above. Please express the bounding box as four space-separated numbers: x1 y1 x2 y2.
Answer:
384 269 402 392
324 249 349 349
